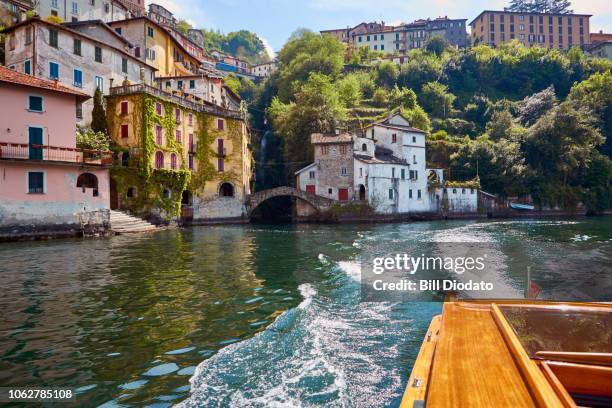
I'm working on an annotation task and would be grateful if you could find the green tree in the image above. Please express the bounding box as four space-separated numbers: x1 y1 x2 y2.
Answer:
337 75 362 107
268 73 346 177
517 86 557 126
76 128 110 151
372 88 388 107
377 60 399 88
389 86 417 109
486 109 515 140
276 32 344 102
419 82 456 118
176 19 192 35
425 36 450 57
581 151 611 214
91 87 107 134
401 105 431 134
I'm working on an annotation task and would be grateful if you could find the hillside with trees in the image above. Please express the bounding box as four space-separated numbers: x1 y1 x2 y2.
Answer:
231 30 611 213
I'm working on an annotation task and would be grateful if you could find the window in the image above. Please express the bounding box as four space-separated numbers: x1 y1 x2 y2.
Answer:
175 109 181 124
409 189 413 199
25 27 32 44
95 46 102 62
381 44 384 51
388 189 394 199
134 46 140 58
146 48 156 60
155 102 162 115
217 118 224 130
121 124 129 138
412 136 416 143
95 76 103 92
71 1 78 14
392 168 395 178
391 133 397 143
73 38 81 56
188 79 195 89
401 169 405 179
8 34 15 51
188 155 194 170
177 80 183 89
321 145 329 155
76 103 82 119
49 62 59 80
73 69 83 87
413 155 417 164
28 172 44 194
120 101 128 115
176 130 181 142
188 113 193 126
121 151 129 166
49 29 58 48
121 58 128 74
453 188 457 194
114 27 122 35
171 153 177 169
217 158 224 172
24 60 31 75
155 151 164 168
51 0 58 7
341 167 347 176
147 26 154 38
309 171 315 179
152 125 162 145
28 95 43 112
362 143 367 152
340 145 347 154
127 187 134 197
417 189 422 199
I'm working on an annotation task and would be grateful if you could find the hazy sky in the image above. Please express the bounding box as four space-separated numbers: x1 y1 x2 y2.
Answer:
147 0 612 54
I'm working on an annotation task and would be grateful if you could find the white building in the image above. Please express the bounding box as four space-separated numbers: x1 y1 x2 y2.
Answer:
3 17 156 126
295 112 479 216
250 60 278 78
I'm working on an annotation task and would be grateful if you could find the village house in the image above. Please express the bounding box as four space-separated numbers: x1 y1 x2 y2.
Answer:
211 50 250 75
321 21 388 44
2 17 156 126
0 0 29 27
250 60 278 78
34 0 131 23
0 66 111 239
106 82 252 223
108 16 201 77
295 113 478 217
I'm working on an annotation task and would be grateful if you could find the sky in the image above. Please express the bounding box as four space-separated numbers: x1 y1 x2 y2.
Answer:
146 0 612 55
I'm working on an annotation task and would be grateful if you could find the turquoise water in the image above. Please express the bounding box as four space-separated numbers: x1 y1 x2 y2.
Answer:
0 218 610 407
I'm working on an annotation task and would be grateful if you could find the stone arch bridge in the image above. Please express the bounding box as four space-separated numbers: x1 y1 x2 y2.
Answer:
246 187 336 217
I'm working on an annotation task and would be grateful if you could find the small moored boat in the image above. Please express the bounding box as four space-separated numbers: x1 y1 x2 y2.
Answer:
510 202 536 211
400 301 612 408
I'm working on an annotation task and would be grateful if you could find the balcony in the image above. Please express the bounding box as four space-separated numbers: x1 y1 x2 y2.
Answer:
0 143 112 166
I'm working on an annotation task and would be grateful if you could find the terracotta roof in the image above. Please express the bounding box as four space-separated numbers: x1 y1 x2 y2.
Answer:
311 133 353 144
0 65 90 102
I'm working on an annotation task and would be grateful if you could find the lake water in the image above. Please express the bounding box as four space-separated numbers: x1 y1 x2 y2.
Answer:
0 218 610 407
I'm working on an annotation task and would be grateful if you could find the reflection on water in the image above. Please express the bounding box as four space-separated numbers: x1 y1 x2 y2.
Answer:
0 218 610 407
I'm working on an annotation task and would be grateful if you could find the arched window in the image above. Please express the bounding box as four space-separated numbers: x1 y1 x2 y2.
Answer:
77 173 99 196
170 153 177 169
155 151 164 169
362 143 367 152
219 182 234 197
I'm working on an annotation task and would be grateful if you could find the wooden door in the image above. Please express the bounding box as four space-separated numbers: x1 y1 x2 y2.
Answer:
306 185 315 194
339 188 349 201
29 127 43 160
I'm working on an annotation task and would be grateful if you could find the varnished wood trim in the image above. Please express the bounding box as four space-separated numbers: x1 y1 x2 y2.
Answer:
399 315 441 408
491 303 564 408
546 361 612 397
539 362 577 408
536 351 612 366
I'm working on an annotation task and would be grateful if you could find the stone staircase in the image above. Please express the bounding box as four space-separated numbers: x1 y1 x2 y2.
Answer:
110 210 159 234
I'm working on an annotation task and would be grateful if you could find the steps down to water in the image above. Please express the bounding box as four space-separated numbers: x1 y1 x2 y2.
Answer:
110 210 158 234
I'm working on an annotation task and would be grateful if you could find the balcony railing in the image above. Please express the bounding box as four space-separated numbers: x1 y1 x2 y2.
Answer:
109 83 244 120
0 143 113 166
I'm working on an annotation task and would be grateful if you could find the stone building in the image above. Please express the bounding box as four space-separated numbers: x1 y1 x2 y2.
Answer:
2 17 156 126
106 83 252 223
250 61 278 78
296 113 479 217
0 66 111 239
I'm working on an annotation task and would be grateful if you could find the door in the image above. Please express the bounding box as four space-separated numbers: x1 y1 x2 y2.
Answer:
29 127 43 160
306 185 315 194
110 178 119 210
339 188 349 201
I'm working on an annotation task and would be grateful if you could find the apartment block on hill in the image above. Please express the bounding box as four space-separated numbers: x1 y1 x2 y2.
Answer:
469 10 591 49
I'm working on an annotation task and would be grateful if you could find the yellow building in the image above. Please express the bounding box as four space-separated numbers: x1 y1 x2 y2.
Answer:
106 83 252 223
109 16 200 77
469 10 591 50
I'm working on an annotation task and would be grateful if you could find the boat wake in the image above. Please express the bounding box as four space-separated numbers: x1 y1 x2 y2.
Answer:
178 258 428 408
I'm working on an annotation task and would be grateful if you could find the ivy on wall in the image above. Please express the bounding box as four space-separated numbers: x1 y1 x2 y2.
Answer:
106 92 248 220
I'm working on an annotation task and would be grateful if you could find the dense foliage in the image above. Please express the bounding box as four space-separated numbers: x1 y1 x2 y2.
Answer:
232 31 611 212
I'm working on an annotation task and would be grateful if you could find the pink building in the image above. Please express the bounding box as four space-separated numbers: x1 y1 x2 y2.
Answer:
0 66 112 240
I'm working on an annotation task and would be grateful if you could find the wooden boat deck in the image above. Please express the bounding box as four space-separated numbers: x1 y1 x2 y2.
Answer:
426 302 538 407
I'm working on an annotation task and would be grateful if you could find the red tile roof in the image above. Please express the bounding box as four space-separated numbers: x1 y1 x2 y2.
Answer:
0 66 90 102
